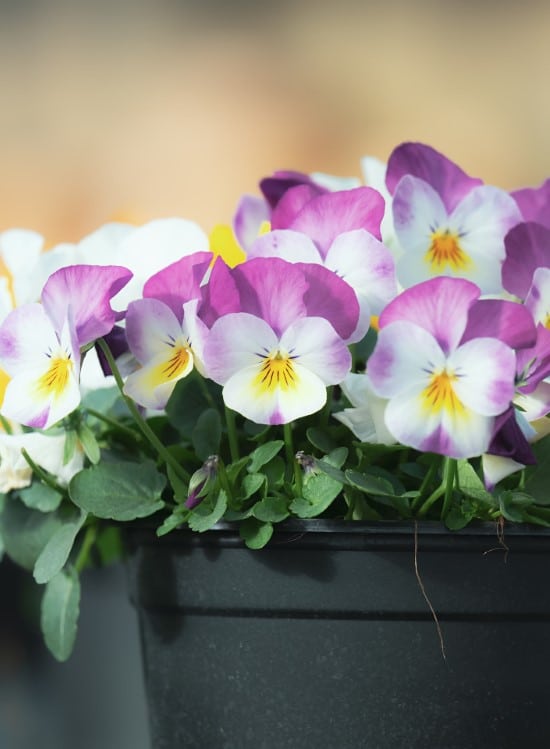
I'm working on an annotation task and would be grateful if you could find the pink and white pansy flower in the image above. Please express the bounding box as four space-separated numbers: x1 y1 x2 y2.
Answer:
367 277 534 458
202 257 357 425
122 252 212 410
246 187 397 340
0 264 132 429
386 142 522 293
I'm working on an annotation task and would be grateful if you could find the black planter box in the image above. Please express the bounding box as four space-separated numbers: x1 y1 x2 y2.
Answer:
125 521 550 749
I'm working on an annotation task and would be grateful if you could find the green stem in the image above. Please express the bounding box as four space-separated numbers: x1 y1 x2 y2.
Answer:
440 458 457 520
21 448 65 495
283 421 303 493
75 523 98 573
412 459 440 510
224 405 240 463
97 338 189 484
216 458 234 504
85 408 144 443
319 386 334 428
0 415 13 434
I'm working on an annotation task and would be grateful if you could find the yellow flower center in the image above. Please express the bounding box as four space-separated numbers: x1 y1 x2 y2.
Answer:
422 369 465 416
426 229 471 273
37 355 73 399
149 345 191 387
254 351 298 394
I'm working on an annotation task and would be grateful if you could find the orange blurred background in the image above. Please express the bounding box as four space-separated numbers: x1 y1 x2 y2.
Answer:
1 0 550 243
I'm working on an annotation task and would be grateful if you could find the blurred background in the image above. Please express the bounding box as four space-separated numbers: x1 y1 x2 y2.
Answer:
2 0 550 244
2 0 550 747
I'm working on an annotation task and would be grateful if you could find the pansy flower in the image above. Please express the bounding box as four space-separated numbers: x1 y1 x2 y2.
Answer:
202 257 356 424
367 277 532 458
386 142 522 293
246 187 395 341
0 264 132 429
122 252 213 410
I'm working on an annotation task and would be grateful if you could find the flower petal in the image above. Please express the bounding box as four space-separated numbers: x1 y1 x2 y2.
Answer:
279 317 351 385
125 298 186 365
203 313 278 385
143 251 212 320
231 258 308 337
461 299 536 350
222 361 327 425
368 321 446 398
502 222 550 299
448 185 521 293
512 179 550 228
42 265 133 346
384 386 495 458
286 187 385 256
0 314 81 429
386 142 482 213
324 229 398 315
449 338 516 416
247 230 321 263
378 277 480 355
233 195 271 252
297 263 361 342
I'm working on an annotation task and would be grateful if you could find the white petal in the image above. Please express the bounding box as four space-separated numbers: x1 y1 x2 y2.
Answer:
222 361 327 425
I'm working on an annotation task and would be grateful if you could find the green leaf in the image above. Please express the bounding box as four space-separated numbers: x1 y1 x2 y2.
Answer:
291 473 342 518
345 470 396 496
345 470 411 517
166 375 221 436
18 483 63 513
156 509 188 537
498 490 535 522
242 473 266 499
188 490 227 532
263 457 285 489
69 461 166 521
239 517 273 549
457 460 494 504
63 429 78 466
253 496 289 523
167 463 190 504
33 510 87 584
41 567 80 662
444 504 475 530
525 439 550 505
248 441 284 473
192 408 222 461
0 498 68 570
77 422 101 465
315 460 347 484
324 447 348 469
95 525 124 565
306 427 338 454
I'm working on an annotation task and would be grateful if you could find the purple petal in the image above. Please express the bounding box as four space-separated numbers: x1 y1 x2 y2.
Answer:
233 195 271 251
143 251 212 321
271 184 323 230
378 276 480 355
297 263 360 342
486 407 536 465
95 325 129 376
502 222 550 299
42 265 133 346
230 258 308 337
260 170 325 209
286 187 385 256
198 258 241 328
386 142 482 213
461 299 537 350
517 325 550 392
512 179 550 228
